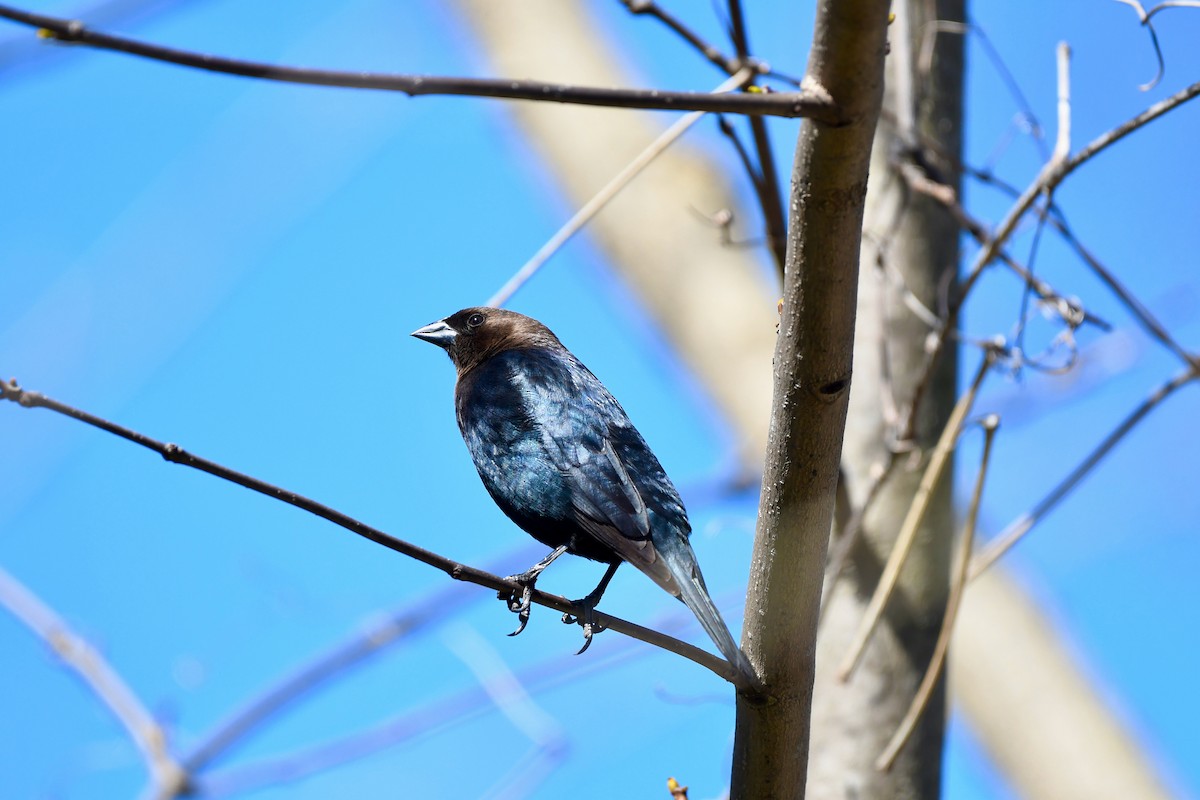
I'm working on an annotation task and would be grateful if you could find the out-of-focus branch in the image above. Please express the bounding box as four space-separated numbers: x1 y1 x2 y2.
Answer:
837 348 993 681
1114 0 1200 90
877 414 998 770
182 569 504 772
195 605 691 796
903 76 1200 446
0 378 750 689
725 0 788 275
970 368 1198 576
486 68 754 308
951 568 1179 800
616 0 740 74
0 4 839 120
0 566 187 798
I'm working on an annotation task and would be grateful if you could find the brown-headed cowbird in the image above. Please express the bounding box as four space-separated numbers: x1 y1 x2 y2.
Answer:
413 307 750 676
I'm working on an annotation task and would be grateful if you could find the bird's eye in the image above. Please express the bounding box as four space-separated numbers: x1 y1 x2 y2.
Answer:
467 313 485 329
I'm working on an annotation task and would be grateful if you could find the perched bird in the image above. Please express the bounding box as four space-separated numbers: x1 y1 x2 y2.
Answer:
413 307 750 676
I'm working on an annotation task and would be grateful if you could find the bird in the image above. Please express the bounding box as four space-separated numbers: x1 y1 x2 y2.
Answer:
413 306 751 678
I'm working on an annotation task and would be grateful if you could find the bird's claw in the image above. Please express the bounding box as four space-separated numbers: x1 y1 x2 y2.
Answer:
508 604 531 637
500 574 536 637
562 600 606 655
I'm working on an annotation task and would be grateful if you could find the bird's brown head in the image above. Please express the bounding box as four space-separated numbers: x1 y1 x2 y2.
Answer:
412 307 562 375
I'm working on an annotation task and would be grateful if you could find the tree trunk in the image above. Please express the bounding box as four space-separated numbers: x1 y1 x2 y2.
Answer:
808 3 964 798
731 2 891 798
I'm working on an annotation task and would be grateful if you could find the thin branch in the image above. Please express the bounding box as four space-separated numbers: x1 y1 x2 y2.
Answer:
1066 77 1200 176
820 454 894 622
612 0 787 274
486 68 753 308
969 368 1198 577
0 5 839 120
899 164 1107 333
1112 0 1200 90
716 114 765 192
182 565 511 772
0 565 187 796
0 378 752 690
1052 217 1198 370
617 0 740 74
900 74 1200 446
445 624 568 800
918 21 1046 159
725 0 789 274
958 160 1194 368
745 113 788 276
1011 204 1052 372
837 348 995 681
1052 43 1072 164
876 414 999 771
197 607 688 796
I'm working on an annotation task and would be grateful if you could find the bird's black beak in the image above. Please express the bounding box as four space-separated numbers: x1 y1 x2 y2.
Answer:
411 319 457 350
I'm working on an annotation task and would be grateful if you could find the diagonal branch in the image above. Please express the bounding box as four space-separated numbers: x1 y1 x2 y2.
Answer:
0 4 838 120
486 68 753 308
196 606 688 796
836 348 994 681
0 565 187 797
725 0 788 275
900 74 1200 446
616 0 740 74
876 414 999 770
0 377 752 690
969 367 1198 576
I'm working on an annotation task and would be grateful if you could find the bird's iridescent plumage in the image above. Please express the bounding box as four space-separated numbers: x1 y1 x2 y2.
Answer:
413 307 749 676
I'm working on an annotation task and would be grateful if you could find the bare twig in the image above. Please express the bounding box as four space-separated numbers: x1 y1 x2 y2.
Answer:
876 415 999 770
486 69 753 308
837 348 995 681
617 0 740 74
969 368 1198 577
1113 0 1200 90
197 606 689 796
0 5 838 120
820 455 894 621
182 567 511 772
899 166 1105 333
900 75 1200 447
445 624 568 800
918 21 1046 159
1052 215 1200 371
0 566 187 796
613 0 788 274
1052 43 1072 163
726 0 788 275
959 161 1193 367
0 378 753 690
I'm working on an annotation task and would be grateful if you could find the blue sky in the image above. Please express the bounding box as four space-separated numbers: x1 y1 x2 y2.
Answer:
1 1 1198 798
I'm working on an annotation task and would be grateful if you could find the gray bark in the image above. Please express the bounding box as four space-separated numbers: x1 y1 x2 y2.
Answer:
808 2 963 797
731 2 892 797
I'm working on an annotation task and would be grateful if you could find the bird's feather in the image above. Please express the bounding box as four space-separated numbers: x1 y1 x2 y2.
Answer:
418 307 750 679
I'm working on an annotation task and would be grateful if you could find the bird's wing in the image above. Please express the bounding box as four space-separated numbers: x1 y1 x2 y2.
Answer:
565 440 680 595
527 357 681 594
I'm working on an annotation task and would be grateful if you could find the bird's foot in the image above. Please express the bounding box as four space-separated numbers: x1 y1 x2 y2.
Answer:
562 596 606 655
499 570 539 637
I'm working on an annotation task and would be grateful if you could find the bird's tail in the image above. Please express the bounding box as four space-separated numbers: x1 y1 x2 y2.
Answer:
658 539 754 683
